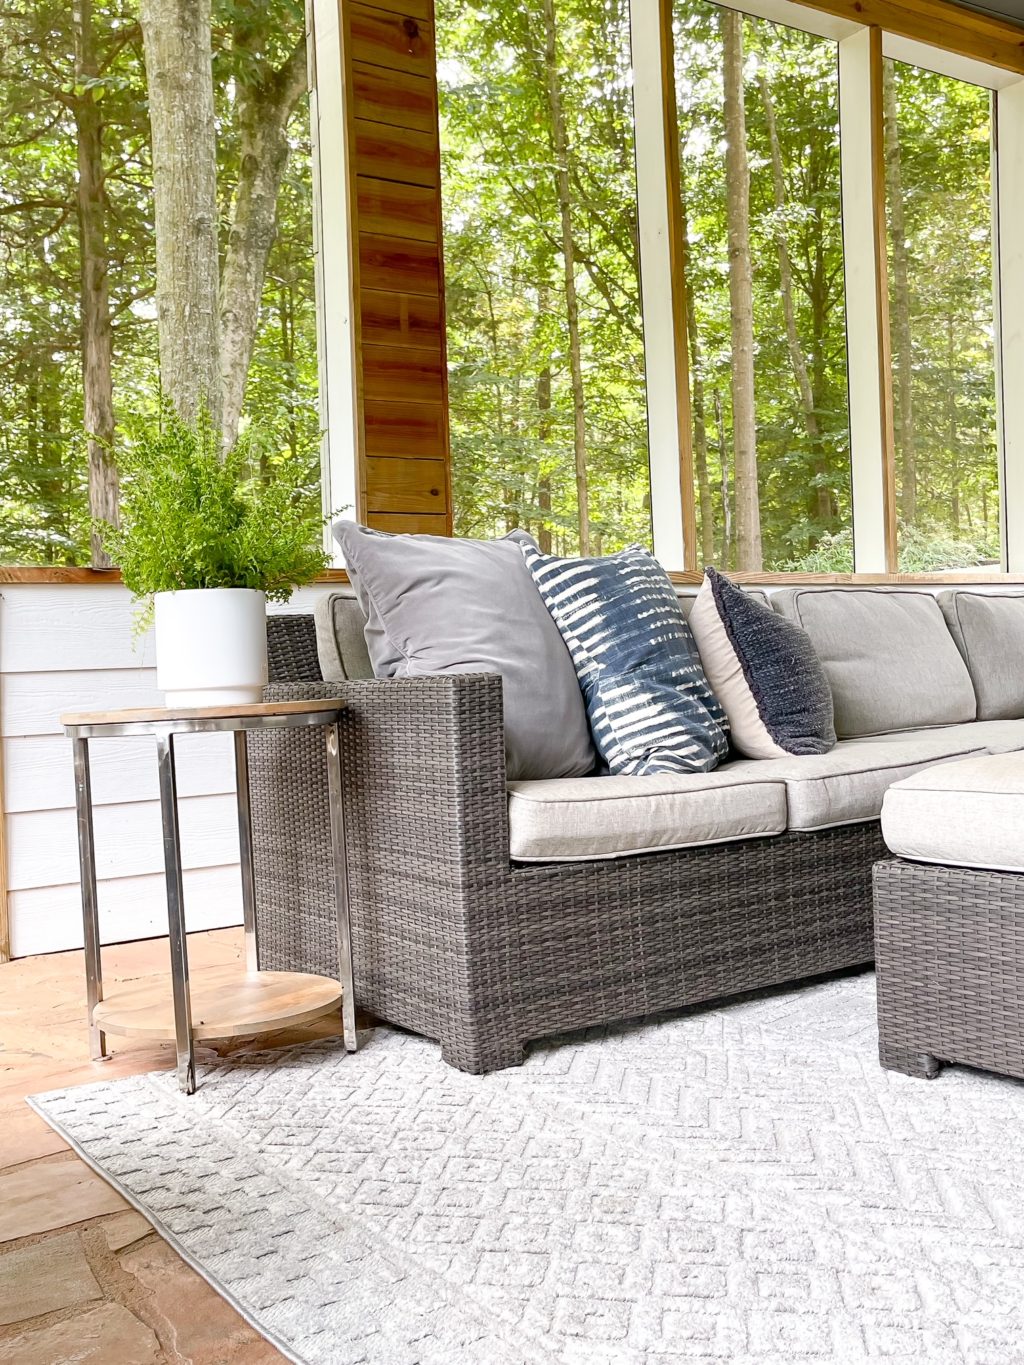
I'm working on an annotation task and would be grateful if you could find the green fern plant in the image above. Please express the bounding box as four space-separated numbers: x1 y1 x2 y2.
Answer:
98 406 329 619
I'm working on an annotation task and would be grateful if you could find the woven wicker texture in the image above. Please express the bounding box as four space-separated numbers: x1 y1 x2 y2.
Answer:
266 612 323 681
875 858 1024 1081
251 615 881 1072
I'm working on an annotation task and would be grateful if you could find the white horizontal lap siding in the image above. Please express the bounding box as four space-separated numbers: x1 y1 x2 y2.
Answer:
1 582 327 957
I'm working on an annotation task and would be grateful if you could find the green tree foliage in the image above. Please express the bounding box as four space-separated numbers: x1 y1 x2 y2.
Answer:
438 0 651 555
0 0 317 565
885 60 999 568
677 6 853 570
439 0 1001 571
0 0 1002 573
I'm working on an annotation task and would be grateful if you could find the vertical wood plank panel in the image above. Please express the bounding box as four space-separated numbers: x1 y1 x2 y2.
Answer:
360 289 442 348
343 0 452 532
352 62 436 133
354 121 439 186
357 179 439 241
348 5 434 75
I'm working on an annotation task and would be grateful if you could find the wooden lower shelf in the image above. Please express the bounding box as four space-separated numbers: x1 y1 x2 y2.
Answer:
92 965 343 1042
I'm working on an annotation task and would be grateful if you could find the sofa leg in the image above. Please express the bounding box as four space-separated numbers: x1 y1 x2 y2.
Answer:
440 1032 525 1075
879 1043 942 1079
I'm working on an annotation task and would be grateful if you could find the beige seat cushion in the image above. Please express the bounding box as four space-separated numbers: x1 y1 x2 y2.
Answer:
858 719 1024 755
882 752 1024 873
507 770 786 862
726 732 990 832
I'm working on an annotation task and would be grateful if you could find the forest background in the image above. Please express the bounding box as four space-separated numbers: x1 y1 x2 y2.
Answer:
0 0 1000 572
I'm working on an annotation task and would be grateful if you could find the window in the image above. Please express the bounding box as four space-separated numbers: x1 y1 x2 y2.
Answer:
884 60 999 572
437 0 651 556
0 1 317 567
673 2 851 572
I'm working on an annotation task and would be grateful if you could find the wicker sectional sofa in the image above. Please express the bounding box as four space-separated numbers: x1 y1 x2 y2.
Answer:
249 584 1024 1073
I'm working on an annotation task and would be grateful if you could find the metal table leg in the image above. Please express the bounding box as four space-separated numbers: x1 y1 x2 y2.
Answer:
326 721 358 1053
72 736 106 1060
155 729 196 1093
234 730 259 973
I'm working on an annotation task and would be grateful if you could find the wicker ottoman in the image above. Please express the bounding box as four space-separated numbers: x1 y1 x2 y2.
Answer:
874 751 1024 1081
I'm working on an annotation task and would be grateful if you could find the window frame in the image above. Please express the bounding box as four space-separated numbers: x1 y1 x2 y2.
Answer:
4 0 1024 583
638 0 1024 576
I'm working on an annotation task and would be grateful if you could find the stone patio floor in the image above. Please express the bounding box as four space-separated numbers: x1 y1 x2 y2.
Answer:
0 927 345 1363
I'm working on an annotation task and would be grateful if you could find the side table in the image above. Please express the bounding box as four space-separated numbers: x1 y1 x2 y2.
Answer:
60 700 357 1093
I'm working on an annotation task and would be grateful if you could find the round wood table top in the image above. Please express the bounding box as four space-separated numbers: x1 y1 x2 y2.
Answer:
61 698 347 737
92 965 344 1042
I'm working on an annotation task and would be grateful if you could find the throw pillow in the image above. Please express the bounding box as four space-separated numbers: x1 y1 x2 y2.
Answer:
519 542 729 776
689 567 835 759
332 521 597 781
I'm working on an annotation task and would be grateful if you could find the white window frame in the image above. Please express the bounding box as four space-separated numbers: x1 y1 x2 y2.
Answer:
631 0 1020 573
306 0 1023 575
308 0 360 564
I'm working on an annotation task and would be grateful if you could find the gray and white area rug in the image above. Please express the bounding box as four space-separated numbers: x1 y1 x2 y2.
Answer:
30 974 1024 1364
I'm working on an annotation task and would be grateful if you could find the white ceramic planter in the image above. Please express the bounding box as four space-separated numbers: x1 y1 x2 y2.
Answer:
154 588 268 708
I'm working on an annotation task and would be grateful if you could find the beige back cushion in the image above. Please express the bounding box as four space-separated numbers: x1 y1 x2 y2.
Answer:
939 590 1024 720
771 587 975 737
316 581 764 677
314 591 374 681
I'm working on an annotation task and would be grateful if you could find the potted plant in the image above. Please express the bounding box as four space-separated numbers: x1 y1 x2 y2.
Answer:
101 407 329 707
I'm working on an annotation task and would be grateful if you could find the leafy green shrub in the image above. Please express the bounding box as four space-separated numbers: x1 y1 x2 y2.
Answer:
783 523 1000 574
781 528 854 573
99 407 328 615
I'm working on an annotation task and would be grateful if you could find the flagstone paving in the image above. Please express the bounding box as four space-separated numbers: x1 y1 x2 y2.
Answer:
0 927 341 1363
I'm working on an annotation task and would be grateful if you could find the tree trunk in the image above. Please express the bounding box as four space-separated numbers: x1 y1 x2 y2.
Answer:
714 388 732 569
759 72 833 533
140 0 222 433
947 315 959 530
758 72 820 443
220 37 307 448
536 364 553 553
680 187 715 567
883 58 917 524
722 9 762 571
541 0 589 555
73 0 118 566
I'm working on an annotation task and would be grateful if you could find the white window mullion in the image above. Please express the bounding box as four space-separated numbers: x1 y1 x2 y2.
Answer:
308 0 360 560
994 79 1024 571
838 26 891 574
630 0 689 572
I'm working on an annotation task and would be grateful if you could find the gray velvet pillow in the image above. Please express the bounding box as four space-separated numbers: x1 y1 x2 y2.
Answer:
332 521 596 780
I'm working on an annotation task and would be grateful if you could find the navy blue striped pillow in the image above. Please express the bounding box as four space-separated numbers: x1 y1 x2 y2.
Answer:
520 543 729 776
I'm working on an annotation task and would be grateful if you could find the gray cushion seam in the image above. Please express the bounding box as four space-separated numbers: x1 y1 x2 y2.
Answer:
782 745 984 783
952 595 978 688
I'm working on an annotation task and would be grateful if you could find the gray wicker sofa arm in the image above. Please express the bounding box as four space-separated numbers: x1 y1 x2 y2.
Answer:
247 672 521 1070
252 672 511 877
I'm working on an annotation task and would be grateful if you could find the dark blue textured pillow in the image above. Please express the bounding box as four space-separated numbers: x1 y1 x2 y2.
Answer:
519 543 729 776
688 567 835 758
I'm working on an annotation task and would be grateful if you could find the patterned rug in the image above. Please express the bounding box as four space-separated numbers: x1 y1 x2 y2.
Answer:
29 972 1024 1364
